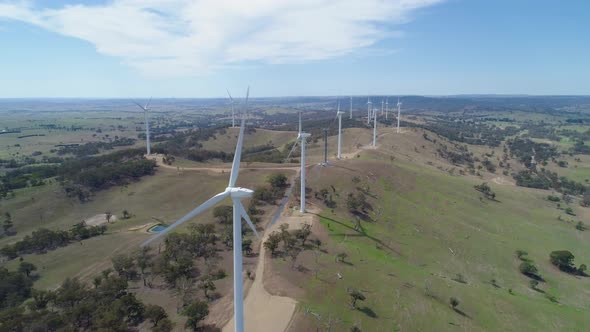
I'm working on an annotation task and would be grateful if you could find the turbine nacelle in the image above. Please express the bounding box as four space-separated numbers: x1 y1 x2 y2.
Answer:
298 132 311 139
226 187 254 198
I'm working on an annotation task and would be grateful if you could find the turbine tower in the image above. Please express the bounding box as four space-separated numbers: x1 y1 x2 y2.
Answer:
366 97 372 125
373 106 378 147
385 97 389 120
396 98 402 134
381 99 384 116
337 107 345 159
141 88 255 332
227 89 236 128
349 96 353 119
133 98 152 155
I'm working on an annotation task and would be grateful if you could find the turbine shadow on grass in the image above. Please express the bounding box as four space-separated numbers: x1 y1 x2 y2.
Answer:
452 308 471 319
314 214 403 257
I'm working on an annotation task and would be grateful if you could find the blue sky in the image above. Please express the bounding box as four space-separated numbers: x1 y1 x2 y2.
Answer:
0 0 589 98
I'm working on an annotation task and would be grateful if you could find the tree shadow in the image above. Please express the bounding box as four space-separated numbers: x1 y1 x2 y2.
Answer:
452 308 470 318
358 306 378 318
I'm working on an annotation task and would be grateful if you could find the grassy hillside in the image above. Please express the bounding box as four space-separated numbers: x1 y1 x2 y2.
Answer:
278 146 590 331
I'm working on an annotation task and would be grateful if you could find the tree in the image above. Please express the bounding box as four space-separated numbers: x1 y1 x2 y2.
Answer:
151 318 174 332
351 326 361 332
295 223 312 246
137 246 153 285
581 191 590 207
213 205 232 225
348 288 366 309
519 261 540 278
145 304 167 327
450 297 459 309
268 173 288 188
242 238 253 256
579 264 587 275
198 277 216 300
336 252 348 263
529 279 539 289
3 212 13 235
264 232 281 256
183 301 209 331
122 210 131 219
550 250 576 272
105 211 113 223
18 261 37 277
112 254 137 280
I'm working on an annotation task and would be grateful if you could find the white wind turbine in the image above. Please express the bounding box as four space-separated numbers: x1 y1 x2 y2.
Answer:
381 98 384 116
396 98 402 134
337 101 345 159
366 97 372 125
141 88 256 332
373 106 378 147
133 98 152 155
284 112 310 213
227 89 236 128
385 97 389 120
349 96 353 119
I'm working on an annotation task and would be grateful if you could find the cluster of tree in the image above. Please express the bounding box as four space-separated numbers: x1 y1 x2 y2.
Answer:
1 212 14 236
436 143 475 167
549 250 587 276
251 173 289 205
521 123 561 141
513 169 588 195
57 137 136 157
315 187 337 208
474 182 496 200
0 164 60 195
506 138 559 165
58 148 156 195
152 126 235 163
572 140 590 155
0 266 174 332
264 223 314 266
416 118 519 147
1 222 107 260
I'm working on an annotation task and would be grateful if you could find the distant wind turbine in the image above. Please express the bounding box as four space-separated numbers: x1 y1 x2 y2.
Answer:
366 97 372 125
385 97 389 120
142 87 255 332
396 98 402 134
381 98 384 116
349 96 353 119
337 101 345 159
373 106 378 147
227 89 236 128
133 98 152 155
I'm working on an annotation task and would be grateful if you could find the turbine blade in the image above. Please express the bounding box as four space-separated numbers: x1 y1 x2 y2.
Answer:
226 89 234 102
141 191 229 247
238 201 259 237
132 100 146 111
285 139 300 161
228 87 249 187
145 97 152 110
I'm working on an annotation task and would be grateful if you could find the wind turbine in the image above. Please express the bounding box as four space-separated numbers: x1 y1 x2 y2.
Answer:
227 89 236 128
381 99 385 116
396 98 402 134
385 97 389 120
141 88 256 332
349 96 353 119
373 106 378 147
366 97 372 125
133 98 152 155
337 101 345 159
284 112 310 213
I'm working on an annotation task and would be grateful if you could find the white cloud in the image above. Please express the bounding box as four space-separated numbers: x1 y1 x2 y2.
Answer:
0 0 443 76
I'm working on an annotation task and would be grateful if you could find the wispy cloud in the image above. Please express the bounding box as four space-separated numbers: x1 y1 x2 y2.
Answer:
0 0 443 76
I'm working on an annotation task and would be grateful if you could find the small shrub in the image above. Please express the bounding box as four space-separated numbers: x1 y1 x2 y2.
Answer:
449 297 459 309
